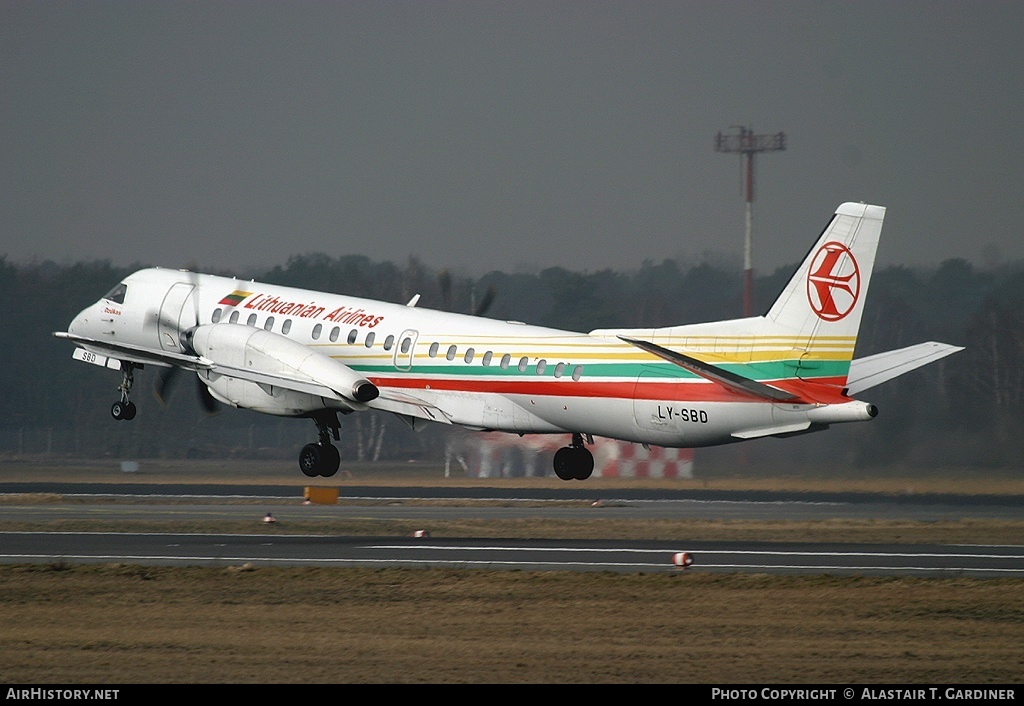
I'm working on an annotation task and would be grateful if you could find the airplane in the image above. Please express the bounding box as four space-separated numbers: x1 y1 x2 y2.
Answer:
55 202 963 480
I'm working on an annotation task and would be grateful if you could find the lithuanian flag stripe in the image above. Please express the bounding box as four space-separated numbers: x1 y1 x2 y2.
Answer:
218 290 252 306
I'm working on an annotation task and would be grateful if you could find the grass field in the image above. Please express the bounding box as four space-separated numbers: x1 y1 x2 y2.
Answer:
1 565 1022 683
2 456 1023 683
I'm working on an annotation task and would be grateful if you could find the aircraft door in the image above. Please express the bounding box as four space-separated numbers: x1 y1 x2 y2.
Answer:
394 329 419 371
158 283 196 352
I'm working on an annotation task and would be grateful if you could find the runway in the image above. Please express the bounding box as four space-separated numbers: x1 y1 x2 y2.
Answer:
2 482 1023 576
2 530 1022 576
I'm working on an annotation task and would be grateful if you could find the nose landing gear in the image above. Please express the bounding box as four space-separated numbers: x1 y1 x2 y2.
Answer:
111 363 137 421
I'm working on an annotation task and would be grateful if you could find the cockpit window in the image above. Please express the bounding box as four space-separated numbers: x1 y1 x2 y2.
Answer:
103 283 127 305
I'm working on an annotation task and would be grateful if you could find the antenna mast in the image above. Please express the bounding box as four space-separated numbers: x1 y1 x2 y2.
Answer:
715 126 786 316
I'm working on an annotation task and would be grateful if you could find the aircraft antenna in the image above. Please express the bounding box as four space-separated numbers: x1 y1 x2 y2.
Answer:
714 126 786 316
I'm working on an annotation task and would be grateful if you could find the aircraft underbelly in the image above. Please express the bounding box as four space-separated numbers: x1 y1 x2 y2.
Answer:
508 388 767 448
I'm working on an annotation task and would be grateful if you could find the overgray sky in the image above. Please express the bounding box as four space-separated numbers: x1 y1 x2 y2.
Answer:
3 1 1022 277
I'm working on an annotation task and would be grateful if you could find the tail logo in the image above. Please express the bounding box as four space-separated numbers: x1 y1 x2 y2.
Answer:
806 241 860 321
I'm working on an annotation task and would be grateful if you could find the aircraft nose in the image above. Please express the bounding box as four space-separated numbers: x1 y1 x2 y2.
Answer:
67 306 92 336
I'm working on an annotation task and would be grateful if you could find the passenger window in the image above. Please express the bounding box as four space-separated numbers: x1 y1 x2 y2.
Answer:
264 317 275 331
428 342 439 358
365 332 375 348
312 323 322 340
229 310 239 324
384 335 395 351
536 359 547 375
247 313 257 327
446 345 457 361
103 283 127 305
401 338 412 354
347 329 358 344
281 319 292 335
572 365 583 381
500 354 511 370
482 351 492 366
330 327 340 342
554 362 565 378
211 308 222 323
518 357 529 372
464 348 475 363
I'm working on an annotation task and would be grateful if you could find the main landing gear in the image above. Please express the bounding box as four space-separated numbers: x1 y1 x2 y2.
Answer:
299 412 342 478
553 432 594 481
110 363 137 421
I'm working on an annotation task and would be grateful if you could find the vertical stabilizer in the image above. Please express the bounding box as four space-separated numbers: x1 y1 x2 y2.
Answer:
765 203 885 371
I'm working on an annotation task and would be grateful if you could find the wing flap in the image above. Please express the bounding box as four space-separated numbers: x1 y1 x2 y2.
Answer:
368 390 453 425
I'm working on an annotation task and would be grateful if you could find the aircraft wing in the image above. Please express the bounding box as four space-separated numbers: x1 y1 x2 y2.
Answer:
58 330 453 423
368 389 454 426
618 336 801 402
56 331 352 399
54 332 208 370
845 342 964 395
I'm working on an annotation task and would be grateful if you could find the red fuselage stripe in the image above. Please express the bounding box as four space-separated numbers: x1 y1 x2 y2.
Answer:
369 375 851 404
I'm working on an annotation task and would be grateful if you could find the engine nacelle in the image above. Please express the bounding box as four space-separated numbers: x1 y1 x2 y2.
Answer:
188 324 378 413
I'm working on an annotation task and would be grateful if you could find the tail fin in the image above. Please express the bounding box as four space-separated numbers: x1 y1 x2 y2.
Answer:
763 203 884 372
768 202 884 334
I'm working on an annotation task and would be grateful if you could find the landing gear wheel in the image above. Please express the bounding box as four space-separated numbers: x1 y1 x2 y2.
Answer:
298 443 341 477
111 364 138 421
300 412 343 478
571 447 594 480
299 443 322 477
111 401 136 421
319 444 341 477
553 447 574 480
553 436 595 481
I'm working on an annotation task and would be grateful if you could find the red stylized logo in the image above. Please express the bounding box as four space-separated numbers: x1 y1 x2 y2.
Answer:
806 241 860 321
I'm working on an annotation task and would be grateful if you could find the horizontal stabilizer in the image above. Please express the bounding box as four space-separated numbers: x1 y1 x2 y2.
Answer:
846 342 964 395
619 336 800 402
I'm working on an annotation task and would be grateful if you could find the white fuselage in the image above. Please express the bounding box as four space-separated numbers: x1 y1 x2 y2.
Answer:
66 267 875 448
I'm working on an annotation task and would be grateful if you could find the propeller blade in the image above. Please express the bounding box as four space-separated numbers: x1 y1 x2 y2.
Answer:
473 284 497 317
438 269 452 309
153 367 181 405
196 378 221 414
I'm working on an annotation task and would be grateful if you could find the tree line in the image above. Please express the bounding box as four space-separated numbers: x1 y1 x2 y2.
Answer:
1 253 1021 472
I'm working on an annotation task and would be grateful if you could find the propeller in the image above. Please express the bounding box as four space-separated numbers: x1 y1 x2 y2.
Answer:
153 366 220 413
151 268 220 415
472 283 497 317
437 268 497 316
